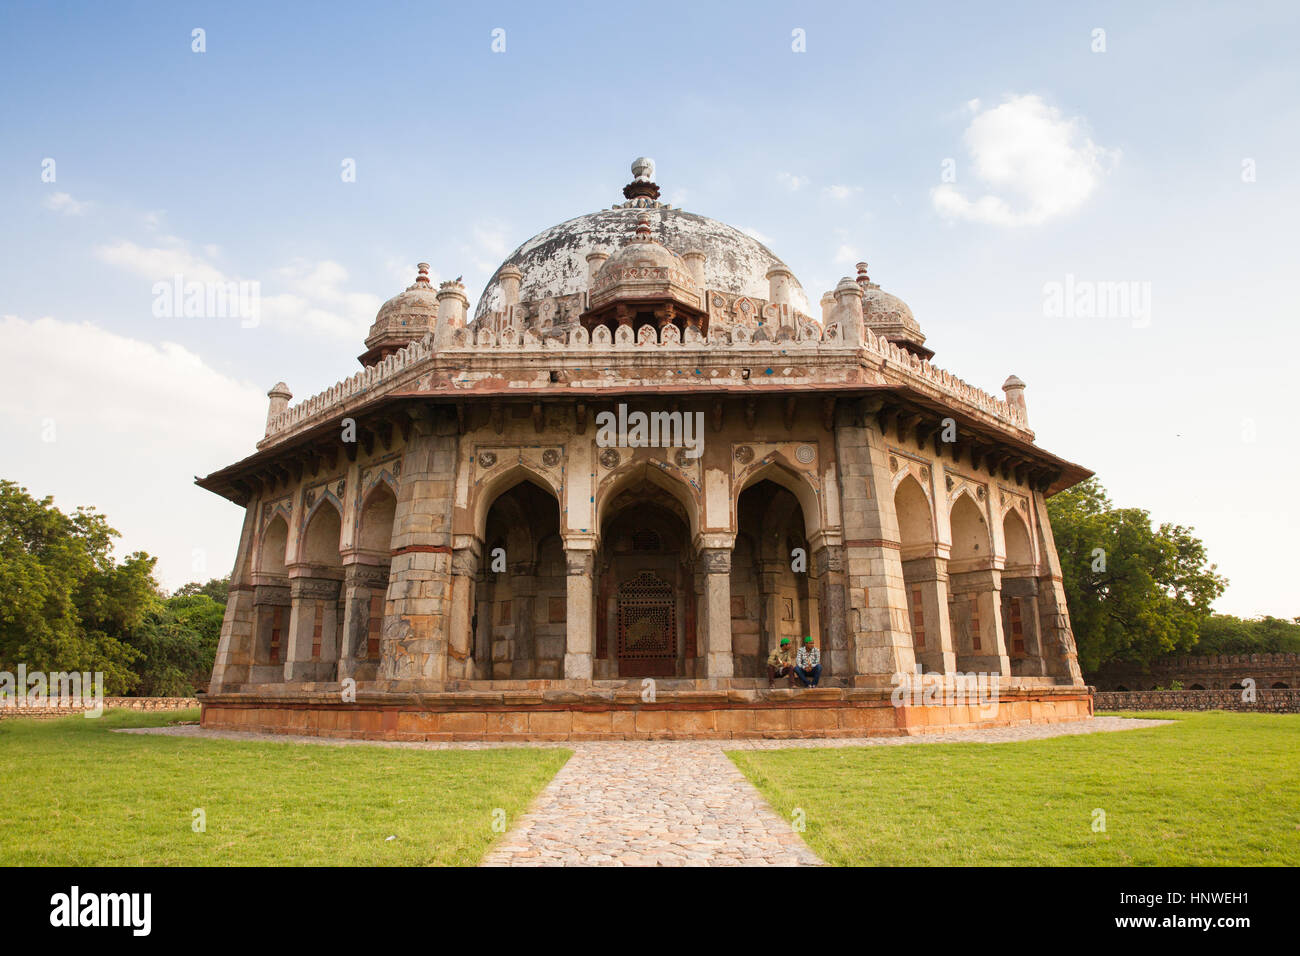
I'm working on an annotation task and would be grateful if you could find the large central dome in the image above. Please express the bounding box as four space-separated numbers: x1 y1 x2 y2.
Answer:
474 179 810 323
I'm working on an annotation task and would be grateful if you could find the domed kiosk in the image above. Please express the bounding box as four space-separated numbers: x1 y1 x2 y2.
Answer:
197 158 1094 741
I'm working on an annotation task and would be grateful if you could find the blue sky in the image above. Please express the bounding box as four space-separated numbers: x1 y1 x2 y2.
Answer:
2 0 1297 617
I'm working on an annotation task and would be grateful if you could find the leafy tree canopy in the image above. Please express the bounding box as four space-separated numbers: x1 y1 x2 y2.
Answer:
1047 477 1227 672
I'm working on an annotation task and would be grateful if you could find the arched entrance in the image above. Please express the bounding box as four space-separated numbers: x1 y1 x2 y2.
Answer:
595 494 695 679
477 478 565 679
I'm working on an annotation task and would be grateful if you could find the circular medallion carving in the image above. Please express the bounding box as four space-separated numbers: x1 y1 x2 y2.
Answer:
305 489 315 507
599 447 621 469
542 449 560 468
674 448 692 468
335 479 345 497
478 451 497 469
734 445 754 465
945 476 954 491
977 486 986 500
795 444 816 464
920 467 930 482
889 456 899 472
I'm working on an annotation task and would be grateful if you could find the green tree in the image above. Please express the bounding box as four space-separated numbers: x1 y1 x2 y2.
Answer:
1194 614 1300 655
0 480 145 693
127 593 225 696
1047 477 1226 672
173 577 230 603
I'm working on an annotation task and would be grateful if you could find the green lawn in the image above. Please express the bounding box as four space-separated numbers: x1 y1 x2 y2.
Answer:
728 711 1300 866
0 709 569 866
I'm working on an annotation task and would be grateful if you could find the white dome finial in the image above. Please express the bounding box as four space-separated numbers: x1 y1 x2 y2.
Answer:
631 157 656 182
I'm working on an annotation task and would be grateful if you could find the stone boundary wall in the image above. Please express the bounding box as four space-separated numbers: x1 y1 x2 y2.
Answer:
1092 652 1300 692
1094 689 1300 713
0 697 199 720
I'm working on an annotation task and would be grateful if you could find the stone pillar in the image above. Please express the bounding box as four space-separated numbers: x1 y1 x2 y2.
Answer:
903 556 957 674
811 538 848 676
446 539 481 679
338 561 389 681
586 251 610 287
758 558 783 662
284 575 342 682
379 412 458 682
700 543 734 678
766 265 794 308
498 264 523 310
208 501 259 692
563 537 596 680
473 568 493 678
682 249 706 289
833 401 917 682
435 280 468 349
949 568 1011 675
1002 577 1046 677
1031 489 1085 685
833 277 864 348
264 382 292 436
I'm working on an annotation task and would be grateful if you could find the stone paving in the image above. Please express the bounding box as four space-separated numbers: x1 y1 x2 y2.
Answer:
123 716 1170 867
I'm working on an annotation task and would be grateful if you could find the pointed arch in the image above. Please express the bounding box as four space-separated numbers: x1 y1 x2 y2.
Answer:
949 491 991 568
299 497 343 565
733 454 822 539
595 459 700 543
470 460 563 541
357 481 397 555
258 514 289 577
893 473 934 559
1002 507 1034 569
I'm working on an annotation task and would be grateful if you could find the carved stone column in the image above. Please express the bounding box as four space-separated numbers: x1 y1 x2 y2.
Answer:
811 539 848 676
339 561 389 682
379 414 458 682
903 556 957 675
209 501 259 692
700 545 734 678
833 401 917 681
949 568 1010 676
446 540 481 679
284 574 343 682
1030 490 1085 685
563 537 596 680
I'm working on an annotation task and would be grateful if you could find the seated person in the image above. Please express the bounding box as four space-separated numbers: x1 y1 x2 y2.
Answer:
766 637 796 688
795 635 821 688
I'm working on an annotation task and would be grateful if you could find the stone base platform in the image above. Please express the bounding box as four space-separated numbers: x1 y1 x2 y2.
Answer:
200 682 1094 742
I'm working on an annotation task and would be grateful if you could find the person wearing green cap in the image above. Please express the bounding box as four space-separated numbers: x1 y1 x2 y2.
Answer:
766 637 796 688
795 635 821 687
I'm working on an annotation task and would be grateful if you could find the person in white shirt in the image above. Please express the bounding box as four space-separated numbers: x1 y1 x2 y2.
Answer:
795 635 821 687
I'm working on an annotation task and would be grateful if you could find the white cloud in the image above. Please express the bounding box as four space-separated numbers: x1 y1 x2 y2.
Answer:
822 184 862 201
833 244 861 265
44 192 91 216
778 172 809 191
95 238 381 340
0 314 266 590
931 93 1119 226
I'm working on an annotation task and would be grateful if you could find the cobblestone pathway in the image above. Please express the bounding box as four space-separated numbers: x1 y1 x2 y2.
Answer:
125 717 1170 867
480 741 824 866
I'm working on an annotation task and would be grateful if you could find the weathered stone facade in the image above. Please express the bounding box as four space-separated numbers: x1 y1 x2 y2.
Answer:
198 160 1092 738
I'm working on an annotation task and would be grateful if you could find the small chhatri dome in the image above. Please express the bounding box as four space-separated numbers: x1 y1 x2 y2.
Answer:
360 263 438 367
855 261 932 360
587 212 701 314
